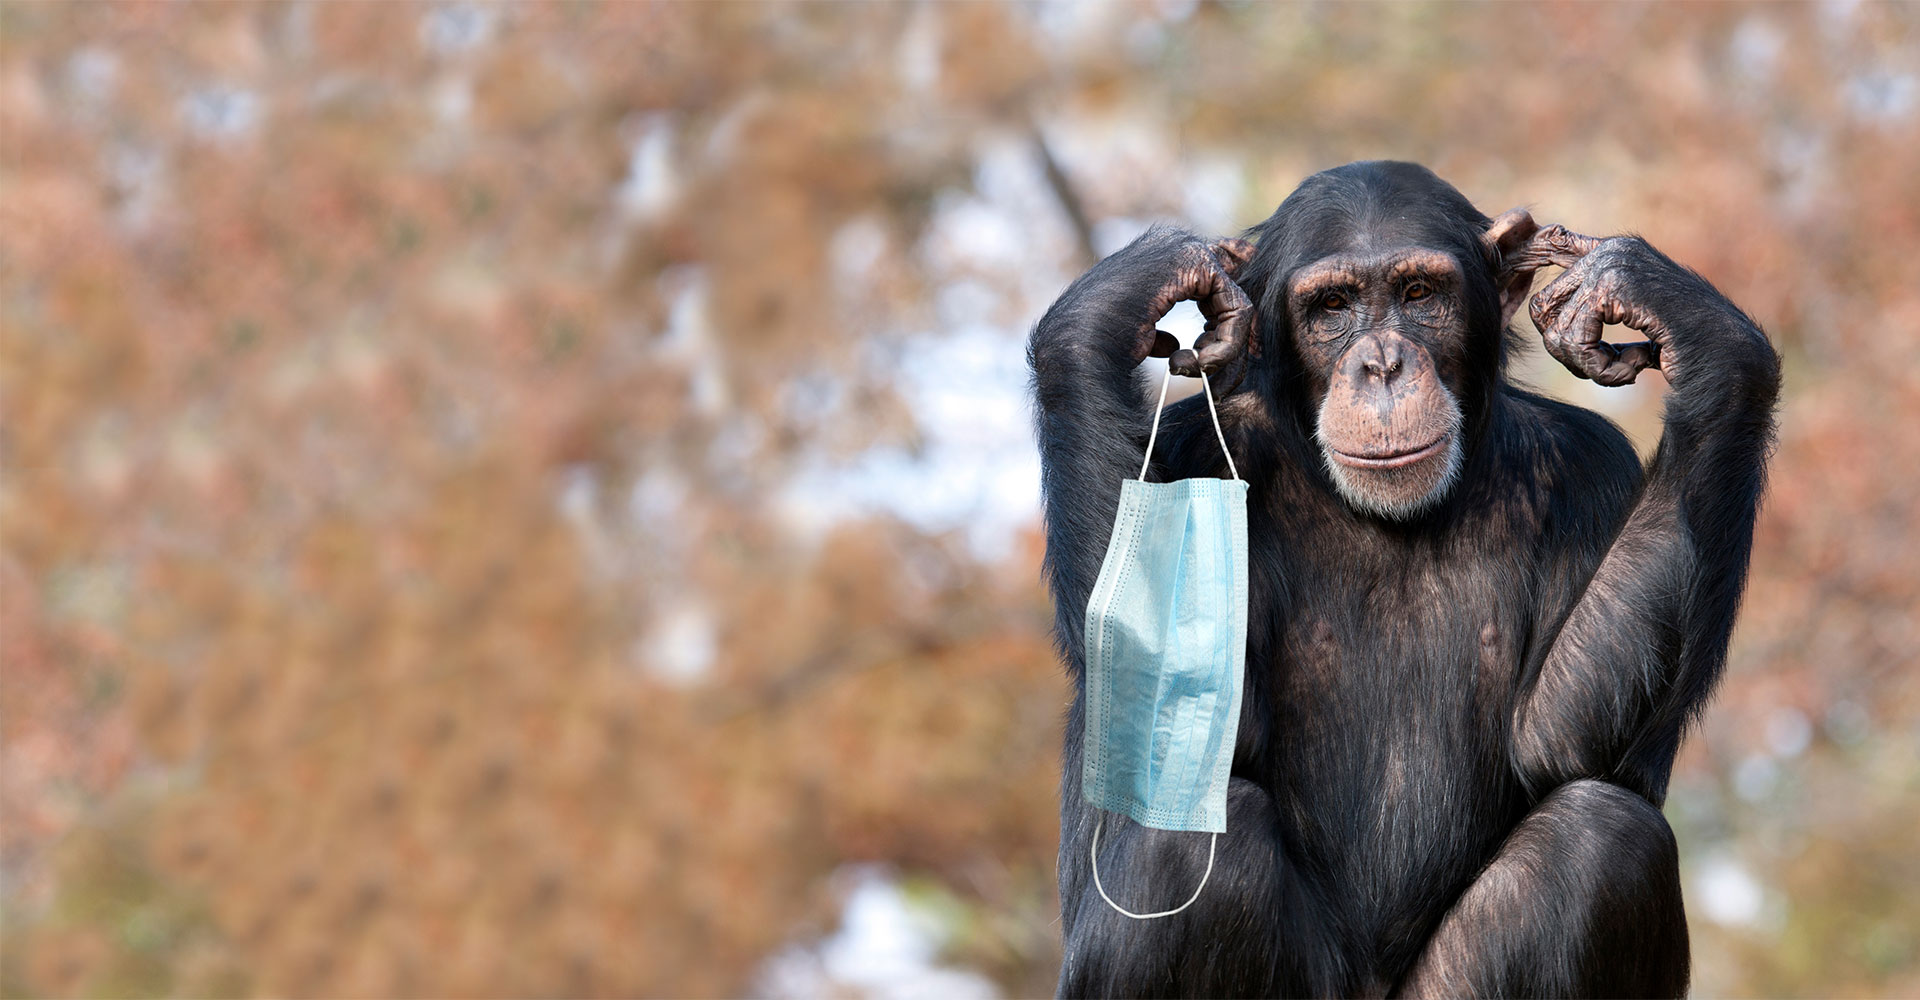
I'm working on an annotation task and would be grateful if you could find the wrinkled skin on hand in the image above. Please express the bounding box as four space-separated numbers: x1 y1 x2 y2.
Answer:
1506 226 1677 387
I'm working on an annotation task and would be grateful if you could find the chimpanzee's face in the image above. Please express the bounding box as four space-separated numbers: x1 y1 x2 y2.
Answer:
1286 244 1476 519
1245 162 1531 519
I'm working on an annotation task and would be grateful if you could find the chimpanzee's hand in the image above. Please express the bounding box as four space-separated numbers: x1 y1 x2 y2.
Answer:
1509 227 1683 387
1097 229 1257 393
1157 237 1257 395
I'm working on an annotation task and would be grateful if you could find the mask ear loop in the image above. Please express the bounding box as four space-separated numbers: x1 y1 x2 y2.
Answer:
1201 370 1240 481
1091 815 1218 920
1137 367 1241 482
1138 369 1175 481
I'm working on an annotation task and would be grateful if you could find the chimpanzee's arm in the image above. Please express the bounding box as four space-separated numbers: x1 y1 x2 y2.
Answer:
1511 230 1781 803
1027 228 1253 668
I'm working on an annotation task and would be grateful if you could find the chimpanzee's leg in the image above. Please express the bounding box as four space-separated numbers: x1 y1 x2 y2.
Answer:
1057 777 1344 998
1395 780 1688 999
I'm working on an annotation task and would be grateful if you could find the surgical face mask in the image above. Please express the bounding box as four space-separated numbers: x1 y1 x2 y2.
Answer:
1082 369 1248 920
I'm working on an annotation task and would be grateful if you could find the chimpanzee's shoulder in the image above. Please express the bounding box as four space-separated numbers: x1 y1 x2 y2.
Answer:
1493 386 1644 530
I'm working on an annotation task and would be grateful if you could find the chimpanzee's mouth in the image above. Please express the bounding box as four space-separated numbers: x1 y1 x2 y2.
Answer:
1330 436 1450 470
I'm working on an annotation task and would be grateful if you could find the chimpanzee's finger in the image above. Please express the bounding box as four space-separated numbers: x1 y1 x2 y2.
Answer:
1505 224 1602 276
1197 264 1252 321
1170 318 1247 377
1533 225 1604 269
1210 238 1256 279
1192 320 1250 373
1148 329 1181 359
1590 340 1660 387
1206 346 1251 396
1529 266 1585 334
1168 330 1238 376
1168 265 1252 375
1190 325 1240 371
1542 293 1608 381
1171 335 1251 393
1209 256 1261 356
1582 295 1660 385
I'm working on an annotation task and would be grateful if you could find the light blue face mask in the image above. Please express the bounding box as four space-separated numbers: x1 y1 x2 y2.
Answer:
1082 369 1248 920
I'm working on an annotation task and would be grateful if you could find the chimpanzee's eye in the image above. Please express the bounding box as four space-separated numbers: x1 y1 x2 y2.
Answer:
1318 291 1349 311
1405 282 1432 302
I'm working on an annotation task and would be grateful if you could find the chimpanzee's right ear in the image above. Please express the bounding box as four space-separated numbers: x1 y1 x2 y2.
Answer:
1483 207 1539 329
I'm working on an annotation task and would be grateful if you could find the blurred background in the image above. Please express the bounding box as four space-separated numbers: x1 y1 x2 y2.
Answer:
2 2 1916 997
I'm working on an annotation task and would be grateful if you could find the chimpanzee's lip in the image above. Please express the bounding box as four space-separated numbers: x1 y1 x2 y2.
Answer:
1331 436 1449 469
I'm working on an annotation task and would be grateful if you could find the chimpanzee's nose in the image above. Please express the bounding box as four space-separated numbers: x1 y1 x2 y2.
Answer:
1360 338 1406 385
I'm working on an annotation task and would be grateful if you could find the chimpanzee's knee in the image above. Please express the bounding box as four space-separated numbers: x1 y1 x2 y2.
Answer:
1531 779 1681 890
1509 779 1689 997
1399 780 1688 999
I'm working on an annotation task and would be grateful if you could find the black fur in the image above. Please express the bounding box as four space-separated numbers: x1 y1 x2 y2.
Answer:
1028 161 1780 998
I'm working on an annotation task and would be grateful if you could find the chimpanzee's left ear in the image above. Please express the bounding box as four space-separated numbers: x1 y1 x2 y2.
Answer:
1483 207 1538 330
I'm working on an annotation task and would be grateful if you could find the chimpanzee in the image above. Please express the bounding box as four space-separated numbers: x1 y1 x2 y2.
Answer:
1028 161 1780 998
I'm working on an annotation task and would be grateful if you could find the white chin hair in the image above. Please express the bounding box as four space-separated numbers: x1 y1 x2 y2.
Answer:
1320 438 1463 520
